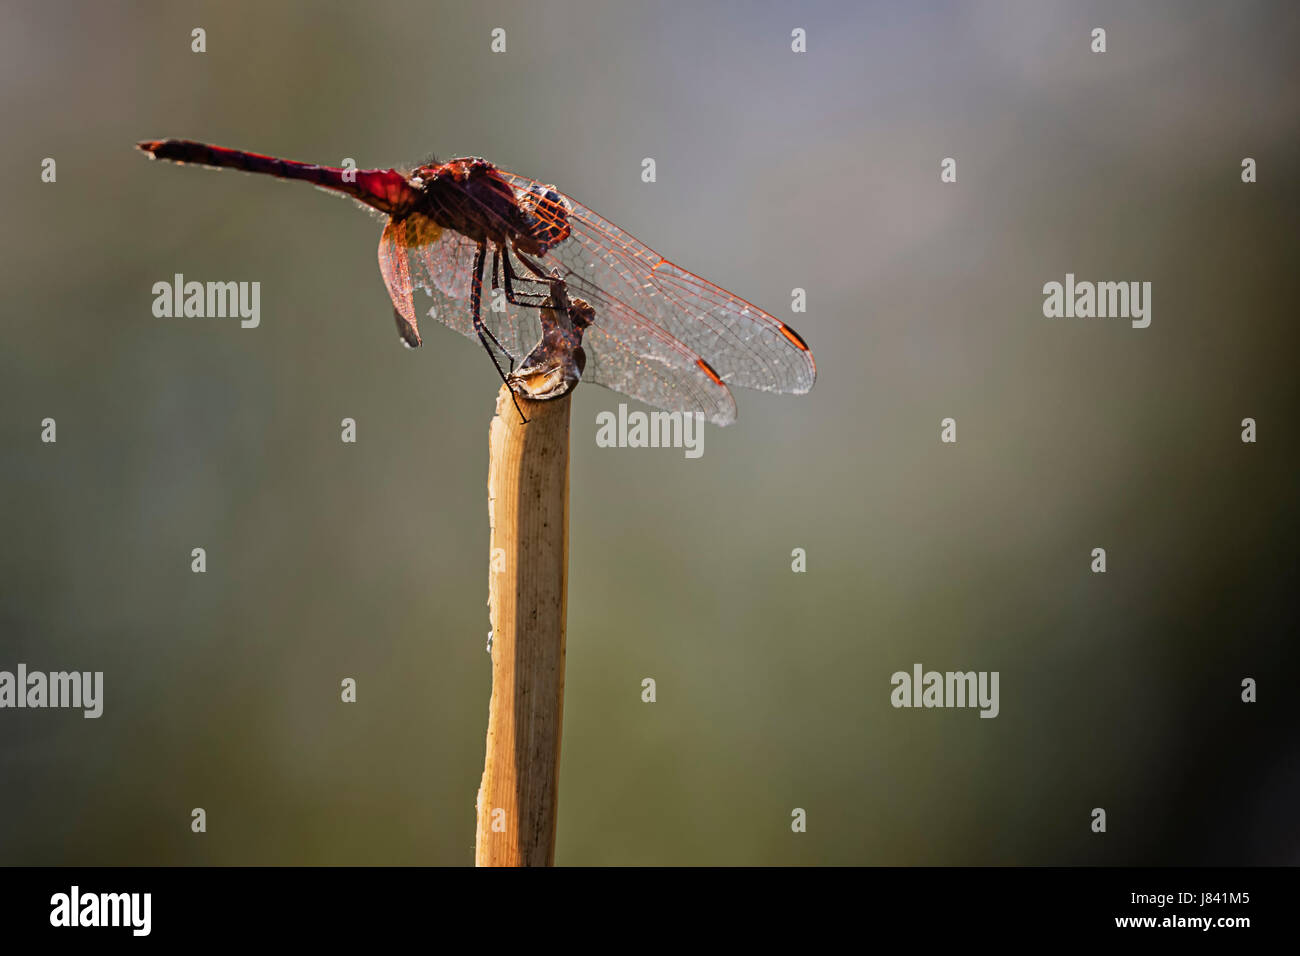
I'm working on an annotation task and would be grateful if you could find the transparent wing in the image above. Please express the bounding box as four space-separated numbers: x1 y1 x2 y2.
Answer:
580 304 737 425
498 171 816 395
377 215 539 363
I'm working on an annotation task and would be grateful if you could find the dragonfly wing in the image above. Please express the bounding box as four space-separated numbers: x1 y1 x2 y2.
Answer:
498 171 816 395
580 300 737 425
377 215 539 364
377 219 423 347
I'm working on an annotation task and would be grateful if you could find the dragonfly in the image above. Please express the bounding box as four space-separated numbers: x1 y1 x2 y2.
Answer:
136 139 816 425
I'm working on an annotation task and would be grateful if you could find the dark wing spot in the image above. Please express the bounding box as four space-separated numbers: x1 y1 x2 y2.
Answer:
696 357 724 386
778 323 809 350
394 307 422 348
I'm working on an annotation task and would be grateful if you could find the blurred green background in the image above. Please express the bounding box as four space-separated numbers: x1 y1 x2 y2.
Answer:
2 0 1296 865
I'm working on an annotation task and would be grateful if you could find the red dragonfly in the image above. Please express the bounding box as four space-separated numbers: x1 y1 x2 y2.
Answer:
136 139 815 424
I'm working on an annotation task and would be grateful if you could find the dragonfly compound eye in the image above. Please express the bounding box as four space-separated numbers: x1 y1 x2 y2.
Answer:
518 184 572 252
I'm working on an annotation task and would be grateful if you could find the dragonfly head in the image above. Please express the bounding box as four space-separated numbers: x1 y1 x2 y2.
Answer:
516 183 572 253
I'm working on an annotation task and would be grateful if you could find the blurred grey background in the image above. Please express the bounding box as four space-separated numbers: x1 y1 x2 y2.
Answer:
1 0 1296 864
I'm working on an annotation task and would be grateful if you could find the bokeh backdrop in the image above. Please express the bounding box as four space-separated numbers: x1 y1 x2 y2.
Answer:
2 0 1297 864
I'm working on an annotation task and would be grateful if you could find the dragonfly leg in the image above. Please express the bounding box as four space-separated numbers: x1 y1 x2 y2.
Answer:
472 241 528 423
472 252 520 364
511 249 561 288
501 248 584 327
493 244 552 308
487 249 547 372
